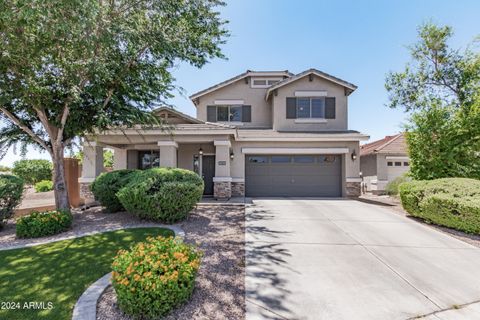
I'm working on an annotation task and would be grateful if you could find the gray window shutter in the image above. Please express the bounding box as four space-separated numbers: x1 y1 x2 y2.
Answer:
325 97 336 119
207 105 217 122
242 105 251 122
286 98 297 119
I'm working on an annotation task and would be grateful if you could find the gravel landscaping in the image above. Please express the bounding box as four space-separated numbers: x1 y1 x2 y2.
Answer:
96 204 246 320
359 194 480 248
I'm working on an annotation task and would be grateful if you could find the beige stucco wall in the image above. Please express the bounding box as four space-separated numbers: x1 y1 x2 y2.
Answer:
376 154 389 181
195 79 272 128
127 150 138 169
360 153 409 193
360 154 377 177
177 143 215 171
272 75 348 132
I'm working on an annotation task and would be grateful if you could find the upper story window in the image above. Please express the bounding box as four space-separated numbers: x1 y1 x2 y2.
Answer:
296 97 325 118
251 78 282 88
217 105 242 122
207 105 251 123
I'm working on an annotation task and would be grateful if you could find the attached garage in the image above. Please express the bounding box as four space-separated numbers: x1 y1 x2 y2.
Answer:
245 154 342 197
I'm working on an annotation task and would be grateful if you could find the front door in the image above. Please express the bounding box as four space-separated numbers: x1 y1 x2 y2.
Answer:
202 155 215 195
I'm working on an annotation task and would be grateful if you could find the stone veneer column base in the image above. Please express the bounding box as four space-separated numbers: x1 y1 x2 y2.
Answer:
214 181 232 199
231 182 245 197
346 182 361 198
80 182 95 202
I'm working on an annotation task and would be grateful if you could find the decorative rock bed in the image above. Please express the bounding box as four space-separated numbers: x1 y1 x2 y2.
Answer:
96 204 245 320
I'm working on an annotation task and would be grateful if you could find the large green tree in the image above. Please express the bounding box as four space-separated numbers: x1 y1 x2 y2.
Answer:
385 23 480 180
0 0 228 209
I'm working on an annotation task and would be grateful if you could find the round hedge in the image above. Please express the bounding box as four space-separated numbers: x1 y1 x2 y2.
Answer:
0 174 24 228
12 159 52 185
16 209 72 238
34 180 53 193
91 169 139 213
112 236 201 318
117 168 204 223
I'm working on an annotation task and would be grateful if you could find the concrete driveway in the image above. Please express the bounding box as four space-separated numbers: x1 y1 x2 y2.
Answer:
246 199 480 320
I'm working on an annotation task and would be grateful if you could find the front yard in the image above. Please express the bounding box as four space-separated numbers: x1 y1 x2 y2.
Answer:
0 227 173 320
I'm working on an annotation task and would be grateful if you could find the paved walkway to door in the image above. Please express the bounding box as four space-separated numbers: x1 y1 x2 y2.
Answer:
246 199 480 320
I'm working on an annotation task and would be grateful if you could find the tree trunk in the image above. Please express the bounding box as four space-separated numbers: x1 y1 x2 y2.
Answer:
52 144 70 210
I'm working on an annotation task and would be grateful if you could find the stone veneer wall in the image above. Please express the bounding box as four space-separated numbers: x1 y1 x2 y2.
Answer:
346 182 361 197
214 181 231 199
231 182 245 197
80 183 95 201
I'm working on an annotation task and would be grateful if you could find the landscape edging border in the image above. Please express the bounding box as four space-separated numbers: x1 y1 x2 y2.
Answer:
0 223 184 251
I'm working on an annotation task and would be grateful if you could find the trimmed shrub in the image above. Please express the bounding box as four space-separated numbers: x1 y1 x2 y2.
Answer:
16 210 73 238
34 180 53 193
399 178 480 233
91 169 139 212
0 175 24 229
385 174 411 196
12 159 52 185
112 236 201 318
117 168 203 224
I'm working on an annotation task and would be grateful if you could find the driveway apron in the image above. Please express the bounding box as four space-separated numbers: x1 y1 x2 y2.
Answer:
245 199 480 320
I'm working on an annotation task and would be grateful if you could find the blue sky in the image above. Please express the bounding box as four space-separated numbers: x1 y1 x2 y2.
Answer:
1 0 479 166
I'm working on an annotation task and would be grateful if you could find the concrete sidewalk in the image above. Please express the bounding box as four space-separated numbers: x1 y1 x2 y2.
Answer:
246 199 480 320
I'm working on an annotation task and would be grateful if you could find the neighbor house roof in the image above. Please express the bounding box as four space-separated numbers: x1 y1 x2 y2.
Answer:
265 68 358 100
189 70 293 101
360 133 407 156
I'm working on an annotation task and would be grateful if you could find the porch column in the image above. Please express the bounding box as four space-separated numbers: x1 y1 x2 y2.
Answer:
79 141 103 201
113 148 127 170
213 140 232 199
158 141 178 168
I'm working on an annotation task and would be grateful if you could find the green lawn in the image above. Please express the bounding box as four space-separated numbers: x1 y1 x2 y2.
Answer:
0 227 174 320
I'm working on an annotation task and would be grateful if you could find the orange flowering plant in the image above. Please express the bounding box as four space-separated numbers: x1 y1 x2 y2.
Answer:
16 209 72 238
111 235 201 318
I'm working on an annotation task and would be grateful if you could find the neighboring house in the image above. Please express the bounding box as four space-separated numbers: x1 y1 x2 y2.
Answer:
79 68 369 199
360 133 409 194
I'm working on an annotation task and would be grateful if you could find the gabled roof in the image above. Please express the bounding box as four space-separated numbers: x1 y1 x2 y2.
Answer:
265 68 357 100
151 106 236 129
360 133 407 156
152 106 203 124
189 70 293 101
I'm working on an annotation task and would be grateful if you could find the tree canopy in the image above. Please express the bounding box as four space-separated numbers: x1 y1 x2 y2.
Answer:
385 23 480 180
0 0 229 208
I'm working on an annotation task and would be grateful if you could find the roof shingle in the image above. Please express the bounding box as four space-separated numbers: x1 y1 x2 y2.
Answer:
360 133 408 156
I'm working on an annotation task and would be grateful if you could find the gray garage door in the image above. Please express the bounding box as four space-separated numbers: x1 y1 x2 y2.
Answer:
245 154 342 197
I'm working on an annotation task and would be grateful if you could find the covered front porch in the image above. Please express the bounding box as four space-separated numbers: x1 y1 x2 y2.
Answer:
79 127 240 200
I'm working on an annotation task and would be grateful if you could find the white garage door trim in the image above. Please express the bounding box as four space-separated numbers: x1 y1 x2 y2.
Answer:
386 156 409 160
241 147 349 155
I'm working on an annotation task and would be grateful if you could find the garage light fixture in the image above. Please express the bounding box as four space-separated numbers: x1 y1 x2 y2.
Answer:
351 150 357 161
230 151 234 160
198 148 203 155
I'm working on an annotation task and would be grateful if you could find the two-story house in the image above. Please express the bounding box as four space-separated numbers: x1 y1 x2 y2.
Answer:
79 68 369 199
